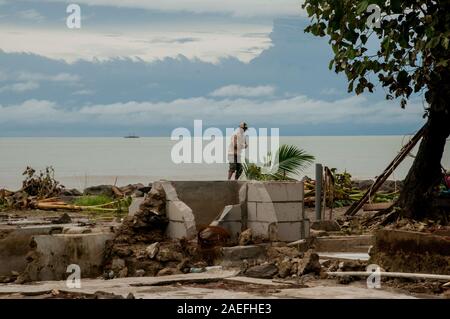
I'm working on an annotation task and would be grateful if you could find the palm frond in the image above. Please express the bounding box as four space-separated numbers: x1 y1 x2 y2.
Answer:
243 144 315 181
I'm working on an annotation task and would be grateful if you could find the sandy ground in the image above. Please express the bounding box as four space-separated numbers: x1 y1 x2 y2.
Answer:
0 272 429 299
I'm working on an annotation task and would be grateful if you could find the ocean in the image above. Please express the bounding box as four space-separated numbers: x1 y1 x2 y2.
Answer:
0 136 449 190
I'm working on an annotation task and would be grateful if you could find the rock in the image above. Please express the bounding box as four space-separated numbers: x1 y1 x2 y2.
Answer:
311 220 341 232
135 269 145 277
267 246 301 259
52 213 72 224
238 229 253 246
126 293 135 299
297 250 321 276
157 247 184 262
338 260 367 272
146 242 160 259
111 258 126 271
177 258 191 272
277 258 293 278
94 291 124 299
118 267 128 278
61 188 82 196
245 263 278 279
113 246 134 258
138 185 152 194
157 267 182 276
319 269 329 279
83 185 115 197
132 190 144 198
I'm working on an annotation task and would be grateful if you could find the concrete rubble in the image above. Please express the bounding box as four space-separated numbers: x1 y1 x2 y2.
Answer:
0 178 449 299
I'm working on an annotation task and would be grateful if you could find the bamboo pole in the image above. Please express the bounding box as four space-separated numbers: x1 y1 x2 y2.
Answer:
345 124 427 216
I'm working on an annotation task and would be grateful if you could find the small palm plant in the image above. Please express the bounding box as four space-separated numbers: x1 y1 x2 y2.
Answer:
243 144 315 181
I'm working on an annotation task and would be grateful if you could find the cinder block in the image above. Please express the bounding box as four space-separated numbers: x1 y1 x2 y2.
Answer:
160 181 179 201
247 221 270 237
166 200 193 222
260 202 302 222
247 182 303 202
238 183 248 204
247 202 257 221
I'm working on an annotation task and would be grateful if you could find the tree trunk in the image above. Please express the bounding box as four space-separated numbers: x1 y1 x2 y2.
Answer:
398 109 450 219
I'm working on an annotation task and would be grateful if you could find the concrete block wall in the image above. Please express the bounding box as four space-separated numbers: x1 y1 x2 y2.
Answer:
246 181 309 242
159 180 309 242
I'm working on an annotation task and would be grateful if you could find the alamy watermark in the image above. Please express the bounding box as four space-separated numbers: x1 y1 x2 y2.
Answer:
171 120 280 174
366 264 382 289
66 264 81 288
66 4 81 29
366 4 382 28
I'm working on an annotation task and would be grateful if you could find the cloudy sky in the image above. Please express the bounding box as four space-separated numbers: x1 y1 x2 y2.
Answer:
0 0 426 136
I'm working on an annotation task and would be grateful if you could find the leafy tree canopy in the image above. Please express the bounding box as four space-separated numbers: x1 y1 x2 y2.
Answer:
302 0 450 113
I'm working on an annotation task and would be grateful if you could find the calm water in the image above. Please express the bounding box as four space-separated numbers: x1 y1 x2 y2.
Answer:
0 136 449 190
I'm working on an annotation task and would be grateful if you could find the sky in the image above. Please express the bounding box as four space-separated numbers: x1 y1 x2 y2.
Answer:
0 0 427 136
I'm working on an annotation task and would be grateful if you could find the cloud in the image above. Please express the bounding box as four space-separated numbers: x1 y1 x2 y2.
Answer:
17 9 45 22
0 81 39 93
0 70 7 81
73 89 95 96
40 0 302 17
0 26 272 63
17 72 80 83
210 85 275 98
0 94 423 129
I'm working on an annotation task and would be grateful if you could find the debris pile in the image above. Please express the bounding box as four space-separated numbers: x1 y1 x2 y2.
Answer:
303 170 401 208
241 247 324 280
103 184 206 278
0 166 64 209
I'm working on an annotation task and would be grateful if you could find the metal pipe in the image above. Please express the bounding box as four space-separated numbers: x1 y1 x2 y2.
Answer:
327 271 450 281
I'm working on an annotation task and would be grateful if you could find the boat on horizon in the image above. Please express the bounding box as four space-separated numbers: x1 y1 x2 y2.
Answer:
124 134 140 138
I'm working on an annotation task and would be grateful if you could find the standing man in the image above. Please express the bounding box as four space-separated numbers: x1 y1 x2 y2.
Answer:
228 122 248 180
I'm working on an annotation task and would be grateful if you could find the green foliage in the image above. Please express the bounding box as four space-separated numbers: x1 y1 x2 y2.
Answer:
267 144 316 180
73 195 113 207
244 144 315 181
302 0 450 114
329 168 399 207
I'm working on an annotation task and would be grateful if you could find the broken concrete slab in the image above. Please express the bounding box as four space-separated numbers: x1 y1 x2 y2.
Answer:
20 232 114 281
220 245 266 266
245 263 278 279
0 225 67 276
128 197 145 216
